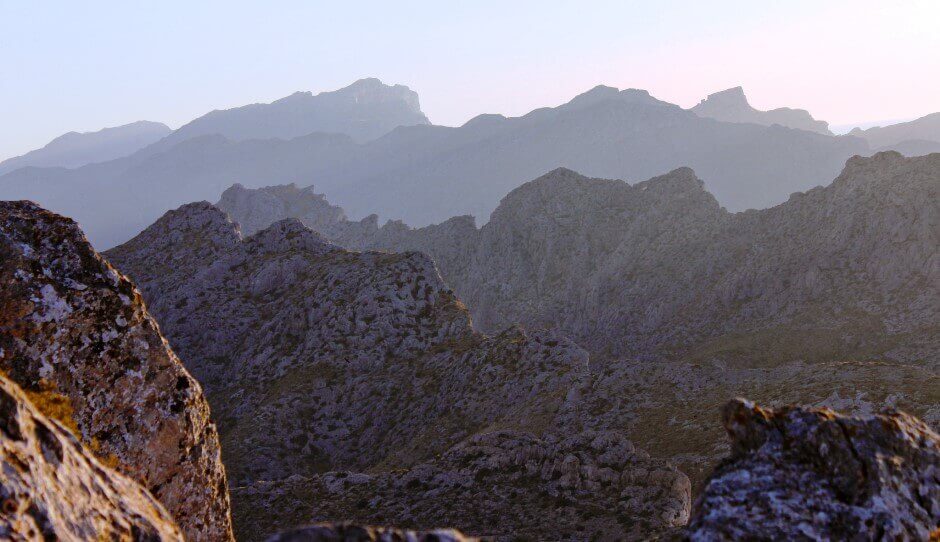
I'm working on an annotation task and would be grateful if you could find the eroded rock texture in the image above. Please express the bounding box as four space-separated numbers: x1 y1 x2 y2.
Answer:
686 399 940 540
0 372 183 541
0 201 233 541
267 524 475 542
107 204 690 540
236 430 689 541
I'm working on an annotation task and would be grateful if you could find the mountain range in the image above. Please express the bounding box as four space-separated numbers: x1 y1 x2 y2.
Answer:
1 159 937 538
0 120 170 175
104 152 939 538
216 152 940 369
6 81 932 249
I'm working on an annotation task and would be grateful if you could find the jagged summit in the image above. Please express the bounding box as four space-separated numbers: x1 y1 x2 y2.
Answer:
692 86 832 135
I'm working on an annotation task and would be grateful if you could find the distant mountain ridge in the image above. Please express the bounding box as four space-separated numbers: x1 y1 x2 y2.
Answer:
151 77 429 151
692 86 831 135
0 83 870 248
0 120 170 175
849 112 940 149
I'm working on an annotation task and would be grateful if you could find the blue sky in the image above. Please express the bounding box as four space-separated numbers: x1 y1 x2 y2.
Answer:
2 1 938 160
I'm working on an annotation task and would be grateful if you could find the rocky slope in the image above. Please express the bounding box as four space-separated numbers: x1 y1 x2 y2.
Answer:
691 86 831 135
218 152 940 370
0 372 184 540
0 120 171 175
0 83 867 248
686 399 940 540
106 203 691 540
235 430 689 541
0 201 233 541
212 155 940 491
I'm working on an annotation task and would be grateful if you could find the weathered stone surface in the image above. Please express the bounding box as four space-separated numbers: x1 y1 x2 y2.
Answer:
236 430 689 542
107 203 690 541
267 524 475 542
0 372 183 541
686 399 940 540
0 200 233 541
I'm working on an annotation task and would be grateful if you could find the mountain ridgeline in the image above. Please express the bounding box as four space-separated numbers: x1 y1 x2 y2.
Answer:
216 152 940 369
0 82 912 249
0 120 171 175
691 86 832 134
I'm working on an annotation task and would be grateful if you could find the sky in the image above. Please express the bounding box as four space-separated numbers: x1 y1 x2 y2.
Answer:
1 1 939 161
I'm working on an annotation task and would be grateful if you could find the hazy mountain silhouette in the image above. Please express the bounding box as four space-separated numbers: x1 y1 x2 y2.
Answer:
149 78 429 152
0 121 170 175
691 86 832 135
850 112 940 149
0 84 869 248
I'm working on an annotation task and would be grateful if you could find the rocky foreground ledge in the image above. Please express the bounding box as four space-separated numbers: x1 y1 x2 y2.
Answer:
686 399 940 540
267 524 476 542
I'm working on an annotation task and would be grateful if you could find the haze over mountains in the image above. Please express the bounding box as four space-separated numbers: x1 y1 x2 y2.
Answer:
0 120 170 175
691 86 832 134
5 80 938 249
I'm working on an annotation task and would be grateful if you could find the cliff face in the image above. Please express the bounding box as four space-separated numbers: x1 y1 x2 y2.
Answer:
0 373 184 541
0 201 233 541
691 86 832 135
686 399 940 540
107 203 691 541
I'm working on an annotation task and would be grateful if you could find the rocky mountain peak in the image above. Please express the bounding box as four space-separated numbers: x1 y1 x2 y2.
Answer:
692 86 832 135
218 182 347 237
244 218 338 255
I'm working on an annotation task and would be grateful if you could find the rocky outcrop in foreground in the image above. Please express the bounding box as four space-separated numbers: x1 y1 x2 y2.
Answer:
687 399 940 540
0 372 183 540
107 203 690 540
0 201 233 541
267 524 475 542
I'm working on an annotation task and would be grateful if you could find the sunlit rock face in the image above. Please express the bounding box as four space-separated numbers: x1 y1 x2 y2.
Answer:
0 200 234 541
0 373 184 541
686 399 940 541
